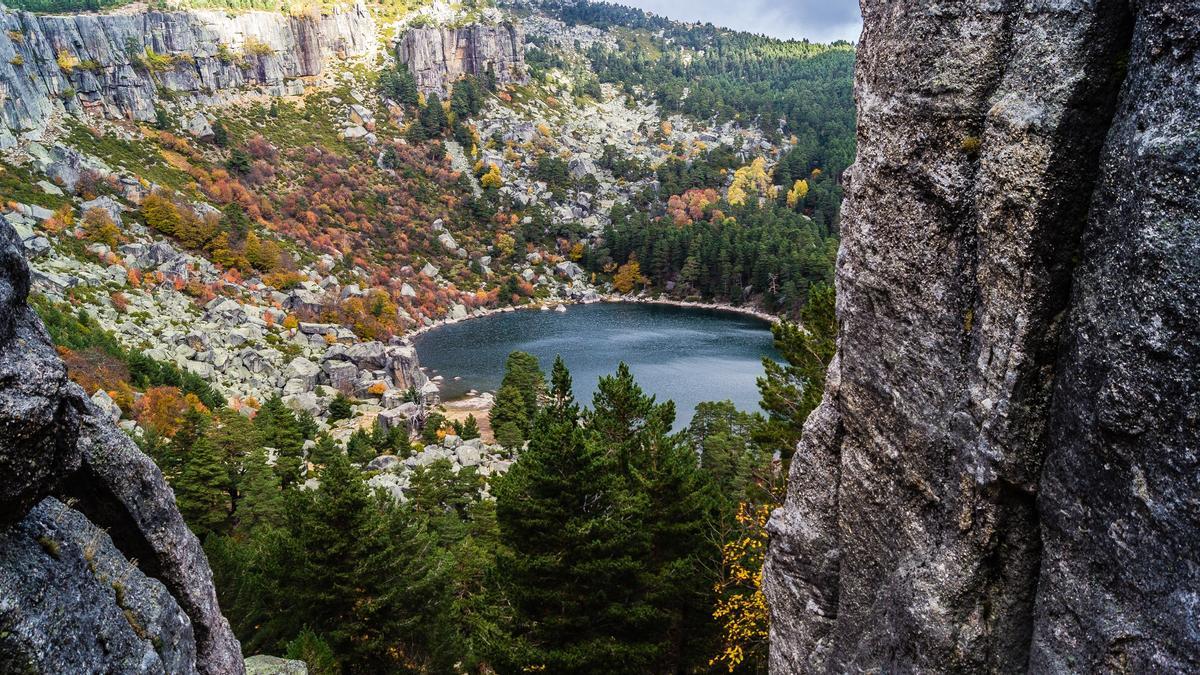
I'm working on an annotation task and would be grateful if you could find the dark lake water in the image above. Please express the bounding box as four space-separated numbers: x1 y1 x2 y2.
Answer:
412 302 780 427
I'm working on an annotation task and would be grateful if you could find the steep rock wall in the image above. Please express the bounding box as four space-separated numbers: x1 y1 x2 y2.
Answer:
397 23 526 96
0 219 243 673
0 1 375 144
763 0 1198 672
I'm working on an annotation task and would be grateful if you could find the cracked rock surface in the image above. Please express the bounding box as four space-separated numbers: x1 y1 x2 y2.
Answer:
763 0 1198 671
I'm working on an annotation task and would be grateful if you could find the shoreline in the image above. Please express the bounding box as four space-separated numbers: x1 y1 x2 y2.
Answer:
403 292 783 344
407 292 784 407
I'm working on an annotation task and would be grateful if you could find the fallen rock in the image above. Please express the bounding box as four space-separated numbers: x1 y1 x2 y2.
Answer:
245 655 308 675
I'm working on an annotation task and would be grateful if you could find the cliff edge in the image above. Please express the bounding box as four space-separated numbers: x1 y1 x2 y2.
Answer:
763 0 1198 671
0 220 243 672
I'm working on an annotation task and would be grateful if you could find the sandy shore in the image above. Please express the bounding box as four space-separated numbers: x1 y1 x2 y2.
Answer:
439 393 495 443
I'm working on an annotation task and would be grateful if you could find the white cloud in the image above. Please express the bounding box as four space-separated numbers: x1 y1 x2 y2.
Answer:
612 0 862 43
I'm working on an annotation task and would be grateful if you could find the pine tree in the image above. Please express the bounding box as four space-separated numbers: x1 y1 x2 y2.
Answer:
458 414 481 440
755 282 836 458
236 446 284 534
396 68 419 107
494 362 653 673
490 385 528 448
586 362 669 472
309 432 340 468
283 453 443 671
548 355 575 411
175 436 231 540
345 429 375 464
420 93 448 138
583 362 720 672
212 118 229 147
255 395 306 486
327 392 353 422
206 408 256 508
492 351 544 442
422 411 446 445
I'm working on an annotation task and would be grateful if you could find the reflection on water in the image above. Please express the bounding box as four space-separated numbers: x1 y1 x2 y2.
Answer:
413 303 781 428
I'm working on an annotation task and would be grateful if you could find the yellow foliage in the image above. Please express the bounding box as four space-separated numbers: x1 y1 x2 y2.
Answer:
569 241 585 261
710 503 773 673
82 208 120 249
786 179 809 208
368 381 388 396
612 256 645 294
660 120 673 136
496 232 516 256
480 163 503 190
727 157 775 206
56 49 78 73
282 314 299 330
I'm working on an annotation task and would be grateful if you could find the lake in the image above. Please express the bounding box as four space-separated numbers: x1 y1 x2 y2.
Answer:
412 302 780 427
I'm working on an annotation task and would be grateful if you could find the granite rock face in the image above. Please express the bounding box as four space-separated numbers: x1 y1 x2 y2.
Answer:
0 220 243 674
0 498 197 673
763 0 1198 672
397 23 526 96
0 1 374 143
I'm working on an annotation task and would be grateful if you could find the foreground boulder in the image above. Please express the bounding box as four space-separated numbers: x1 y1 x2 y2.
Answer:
0 221 244 673
763 0 1199 672
0 499 197 672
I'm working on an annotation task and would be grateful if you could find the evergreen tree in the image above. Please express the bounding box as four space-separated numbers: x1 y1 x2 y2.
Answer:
255 395 306 486
584 363 720 671
494 421 525 451
548 355 575 411
206 408 256 509
236 446 284 534
457 414 481 440
327 392 353 422
494 363 652 673
283 453 443 671
585 362 670 473
501 351 545 422
212 118 229 147
285 630 339 675
422 411 446 445
387 67 419 107
490 385 528 448
345 428 375 464
755 282 836 457
175 436 231 540
309 432 341 468
420 93 448 138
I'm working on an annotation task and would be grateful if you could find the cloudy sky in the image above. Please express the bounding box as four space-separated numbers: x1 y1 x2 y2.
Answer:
614 0 862 43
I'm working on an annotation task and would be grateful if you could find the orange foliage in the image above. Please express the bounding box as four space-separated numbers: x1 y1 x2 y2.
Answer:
57 346 129 397
134 386 208 437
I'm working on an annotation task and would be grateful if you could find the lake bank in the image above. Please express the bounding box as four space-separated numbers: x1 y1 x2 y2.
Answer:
411 302 782 429
404 292 783 343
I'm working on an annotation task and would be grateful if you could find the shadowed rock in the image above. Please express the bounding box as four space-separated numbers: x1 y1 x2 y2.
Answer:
0 220 244 674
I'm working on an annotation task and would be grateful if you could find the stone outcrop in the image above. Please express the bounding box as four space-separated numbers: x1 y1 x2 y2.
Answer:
0 220 243 673
397 23 526 96
0 1 375 144
763 0 1198 672
0 498 197 673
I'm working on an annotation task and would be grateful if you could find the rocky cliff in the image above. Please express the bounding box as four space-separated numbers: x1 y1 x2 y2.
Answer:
397 23 526 96
0 219 243 672
0 2 375 145
763 0 1198 672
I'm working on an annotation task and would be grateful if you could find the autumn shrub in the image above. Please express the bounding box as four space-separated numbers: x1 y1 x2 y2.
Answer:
82 207 121 249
